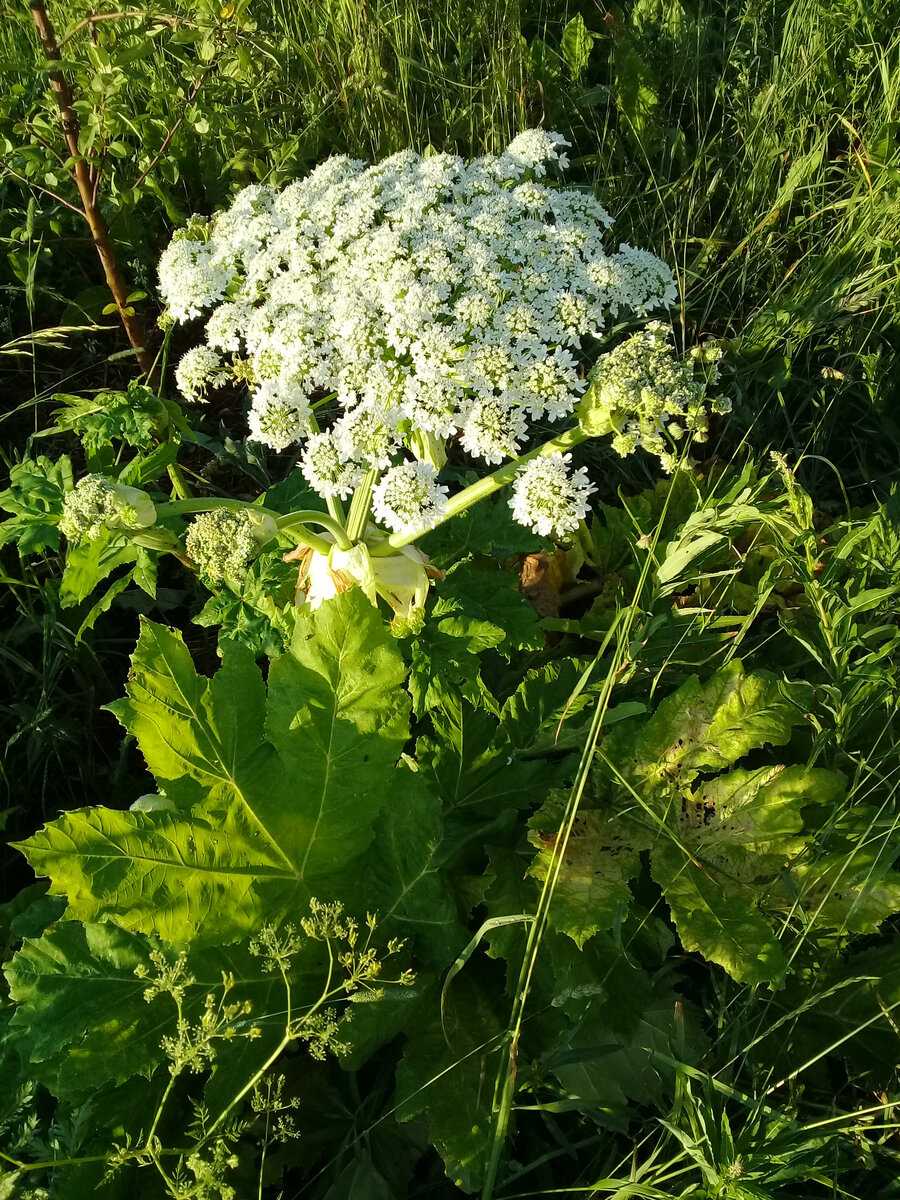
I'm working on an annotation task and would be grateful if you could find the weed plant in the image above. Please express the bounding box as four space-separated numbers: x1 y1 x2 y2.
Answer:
1 1 900 1198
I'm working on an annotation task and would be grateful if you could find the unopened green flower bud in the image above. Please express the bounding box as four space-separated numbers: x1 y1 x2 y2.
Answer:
59 475 157 543
185 507 277 582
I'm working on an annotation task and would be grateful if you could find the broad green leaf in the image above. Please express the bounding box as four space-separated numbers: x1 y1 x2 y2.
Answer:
527 804 642 949
651 841 787 984
614 42 659 151
267 590 410 878
670 764 844 880
358 772 464 968
106 619 268 811
3 921 291 1100
645 765 844 981
60 534 141 607
548 665 860 977
420 659 584 814
18 592 419 945
604 660 798 790
0 454 72 556
786 848 900 934
395 976 503 1193
559 13 594 79
546 988 703 1114
429 561 542 655
18 803 293 943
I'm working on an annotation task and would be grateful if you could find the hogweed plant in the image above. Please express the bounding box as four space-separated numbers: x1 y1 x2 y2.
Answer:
67 129 723 623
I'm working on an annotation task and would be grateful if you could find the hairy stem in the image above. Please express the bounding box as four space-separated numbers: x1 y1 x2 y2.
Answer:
346 469 377 543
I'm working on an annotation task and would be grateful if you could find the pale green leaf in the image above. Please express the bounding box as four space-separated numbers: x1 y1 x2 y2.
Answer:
651 842 787 984
527 803 642 949
18 592 418 945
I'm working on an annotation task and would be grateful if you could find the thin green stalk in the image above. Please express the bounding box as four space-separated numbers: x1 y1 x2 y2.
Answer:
346 468 377 543
384 425 588 553
479 461 671 1199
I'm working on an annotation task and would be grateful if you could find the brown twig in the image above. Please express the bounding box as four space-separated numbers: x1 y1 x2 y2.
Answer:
28 0 154 377
2 164 86 217
57 9 183 48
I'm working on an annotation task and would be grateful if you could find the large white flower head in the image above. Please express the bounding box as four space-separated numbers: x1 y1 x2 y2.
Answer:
509 452 595 540
247 377 311 451
300 432 364 500
159 131 677 474
371 461 449 536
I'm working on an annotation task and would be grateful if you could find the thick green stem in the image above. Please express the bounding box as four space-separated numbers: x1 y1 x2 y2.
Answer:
384 425 589 551
166 461 192 500
346 469 377 543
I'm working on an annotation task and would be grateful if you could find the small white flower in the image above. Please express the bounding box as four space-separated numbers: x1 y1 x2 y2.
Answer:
158 237 235 323
334 401 400 469
372 460 449 535
300 432 364 499
509 452 594 539
459 395 527 464
175 345 226 403
248 376 311 451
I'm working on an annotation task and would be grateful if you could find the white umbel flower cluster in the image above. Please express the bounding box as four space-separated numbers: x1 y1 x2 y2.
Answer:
160 132 680 538
372 461 449 536
175 345 226 403
300 432 364 499
509 453 594 540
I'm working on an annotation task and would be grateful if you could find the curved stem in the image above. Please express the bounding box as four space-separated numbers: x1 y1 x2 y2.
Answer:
155 499 343 555
276 511 351 551
386 425 589 550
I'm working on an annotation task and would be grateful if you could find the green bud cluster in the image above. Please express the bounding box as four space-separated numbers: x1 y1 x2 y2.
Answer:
185 508 277 582
586 322 730 472
59 474 157 543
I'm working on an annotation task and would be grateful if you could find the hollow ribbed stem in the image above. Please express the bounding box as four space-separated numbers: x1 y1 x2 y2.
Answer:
346 469 377 544
385 424 589 551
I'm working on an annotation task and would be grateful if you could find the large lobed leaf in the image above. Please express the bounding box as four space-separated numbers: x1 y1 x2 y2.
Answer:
527 663 898 984
17 590 422 946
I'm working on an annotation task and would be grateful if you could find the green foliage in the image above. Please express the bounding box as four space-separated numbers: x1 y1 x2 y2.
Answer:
18 590 417 944
0 454 71 555
4 0 900 1194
